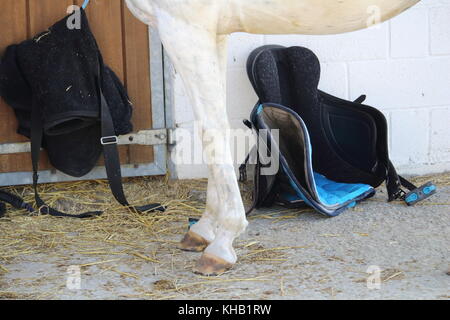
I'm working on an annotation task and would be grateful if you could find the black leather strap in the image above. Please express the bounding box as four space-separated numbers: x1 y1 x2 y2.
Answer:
243 157 260 216
30 97 103 218
0 190 33 211
399 175 418 192
98 80 164 213
96 54 164 214
386 160 418 202
240 142 260 216
0 202 5 218
0 189 34 217
21 54 165 219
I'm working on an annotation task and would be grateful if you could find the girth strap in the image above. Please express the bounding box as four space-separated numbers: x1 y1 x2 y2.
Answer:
97 55 164 214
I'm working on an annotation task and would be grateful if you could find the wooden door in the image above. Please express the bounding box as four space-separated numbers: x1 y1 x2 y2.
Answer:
0 0 156 177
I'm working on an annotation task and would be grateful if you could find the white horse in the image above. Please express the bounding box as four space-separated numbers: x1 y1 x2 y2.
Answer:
125 0 420 275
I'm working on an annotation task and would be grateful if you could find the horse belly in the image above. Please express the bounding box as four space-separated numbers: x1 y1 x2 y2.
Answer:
224 0 419 35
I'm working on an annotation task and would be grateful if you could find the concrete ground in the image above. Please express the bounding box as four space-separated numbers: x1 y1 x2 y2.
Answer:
0 179 448 300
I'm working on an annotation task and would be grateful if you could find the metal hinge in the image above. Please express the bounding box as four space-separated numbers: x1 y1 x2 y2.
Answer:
0 128 175 155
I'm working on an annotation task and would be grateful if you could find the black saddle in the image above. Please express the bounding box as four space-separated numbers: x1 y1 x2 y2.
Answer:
241 45 436 216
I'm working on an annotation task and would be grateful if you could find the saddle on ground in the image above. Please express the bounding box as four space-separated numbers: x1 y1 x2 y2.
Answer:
241 45 436 216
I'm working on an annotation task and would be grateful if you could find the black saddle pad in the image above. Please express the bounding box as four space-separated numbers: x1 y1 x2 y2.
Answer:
0 9 133 177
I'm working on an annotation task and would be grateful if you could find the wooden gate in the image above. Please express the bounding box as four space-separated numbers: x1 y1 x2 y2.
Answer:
0 0 167 186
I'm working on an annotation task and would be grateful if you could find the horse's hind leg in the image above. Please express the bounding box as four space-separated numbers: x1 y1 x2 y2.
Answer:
158 21 247 275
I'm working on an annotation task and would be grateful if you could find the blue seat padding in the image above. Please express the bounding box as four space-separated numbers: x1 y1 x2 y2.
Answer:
313 173 372 206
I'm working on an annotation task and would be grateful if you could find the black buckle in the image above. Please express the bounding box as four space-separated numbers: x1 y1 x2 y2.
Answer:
404 182 437 206
392 189 407 201
101 136 118 145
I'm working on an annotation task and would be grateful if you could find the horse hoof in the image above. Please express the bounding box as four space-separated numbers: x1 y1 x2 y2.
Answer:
193 252 234 276
179 230 210 252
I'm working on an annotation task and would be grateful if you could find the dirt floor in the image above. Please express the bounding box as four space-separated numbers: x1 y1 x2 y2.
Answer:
0 173 449 300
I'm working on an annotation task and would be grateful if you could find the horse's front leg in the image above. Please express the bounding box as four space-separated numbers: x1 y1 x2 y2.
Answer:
179 35 231 253
158 22 248 275
179 179 219 252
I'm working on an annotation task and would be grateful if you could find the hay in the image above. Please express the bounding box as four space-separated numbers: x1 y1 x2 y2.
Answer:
409 172 450 187
152 276 269 294
381 269 405 282
79 259 121 268
0 176 213 299
0 171 448 299
239 244 310 264
0 175 205 251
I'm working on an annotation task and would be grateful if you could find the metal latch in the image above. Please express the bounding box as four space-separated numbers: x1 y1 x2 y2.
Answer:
118 129 169 146
0 128 174 155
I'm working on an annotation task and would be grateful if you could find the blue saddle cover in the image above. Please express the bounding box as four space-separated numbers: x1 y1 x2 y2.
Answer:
254 103 375 217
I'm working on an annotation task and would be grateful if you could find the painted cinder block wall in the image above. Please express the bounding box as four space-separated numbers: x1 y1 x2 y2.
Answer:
171 0 450 179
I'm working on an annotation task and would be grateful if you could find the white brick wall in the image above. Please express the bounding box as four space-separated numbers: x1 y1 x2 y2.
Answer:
171 0 450 179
